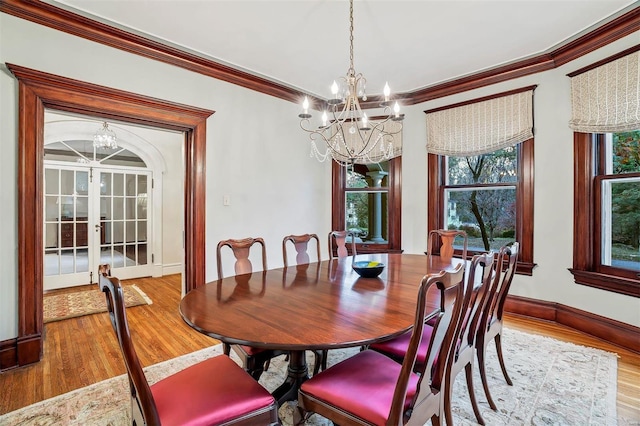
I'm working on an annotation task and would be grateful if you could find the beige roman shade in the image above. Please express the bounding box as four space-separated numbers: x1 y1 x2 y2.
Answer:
569 50 640 133
426 87 535 157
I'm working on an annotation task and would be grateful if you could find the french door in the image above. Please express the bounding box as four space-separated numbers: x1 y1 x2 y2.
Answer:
44 164 153 290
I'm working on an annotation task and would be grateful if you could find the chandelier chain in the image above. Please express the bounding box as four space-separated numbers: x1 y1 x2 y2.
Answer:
348 0 354 76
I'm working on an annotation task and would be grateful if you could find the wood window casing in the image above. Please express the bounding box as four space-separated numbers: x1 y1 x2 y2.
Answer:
331 158 402 254
570 133 640 297
427 139 536 275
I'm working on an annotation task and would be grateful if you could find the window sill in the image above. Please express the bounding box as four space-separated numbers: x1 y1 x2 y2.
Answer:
569 269 640 298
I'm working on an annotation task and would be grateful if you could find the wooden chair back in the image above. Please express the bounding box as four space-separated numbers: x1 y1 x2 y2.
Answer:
461 252 496 348
282 233 321 267
216 237 267 279
427 229 468 259
486 242 519 325
388 263 467 424
98 265 159 425
328 230 356 259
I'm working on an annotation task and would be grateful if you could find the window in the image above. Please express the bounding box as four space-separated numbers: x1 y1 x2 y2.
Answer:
571 131 640 296
332 158 402 253
428 139 535 275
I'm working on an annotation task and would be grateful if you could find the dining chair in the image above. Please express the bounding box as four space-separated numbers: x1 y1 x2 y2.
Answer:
216 237 285 380
282 233 324 375
98 266 279 426
369 252 494 426
427 229 468 259
282 233 321 267
328 230 356 260
442 251 495 426
476 242 519 410
296 263 468 426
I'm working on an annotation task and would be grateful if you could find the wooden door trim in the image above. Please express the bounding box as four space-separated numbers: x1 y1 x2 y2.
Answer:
7 63 213 367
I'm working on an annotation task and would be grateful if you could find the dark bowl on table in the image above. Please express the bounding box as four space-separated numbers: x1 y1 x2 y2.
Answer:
352 261 385 278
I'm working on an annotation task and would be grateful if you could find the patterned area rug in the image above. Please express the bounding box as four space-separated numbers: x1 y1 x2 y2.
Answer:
0 328 625 425
43 285 152 323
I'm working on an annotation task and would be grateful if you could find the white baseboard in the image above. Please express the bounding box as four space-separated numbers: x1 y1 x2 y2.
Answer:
162 263 183 276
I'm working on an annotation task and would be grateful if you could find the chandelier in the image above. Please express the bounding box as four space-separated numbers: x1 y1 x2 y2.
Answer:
299 0 404 165
93 121 118 149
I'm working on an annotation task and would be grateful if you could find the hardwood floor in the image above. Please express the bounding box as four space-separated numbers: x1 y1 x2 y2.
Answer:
1 274 639 422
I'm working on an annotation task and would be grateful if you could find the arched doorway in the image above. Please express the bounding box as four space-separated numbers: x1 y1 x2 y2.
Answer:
43 116 174 289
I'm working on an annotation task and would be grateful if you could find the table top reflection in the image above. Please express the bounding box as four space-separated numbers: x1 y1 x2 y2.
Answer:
179 253 465 351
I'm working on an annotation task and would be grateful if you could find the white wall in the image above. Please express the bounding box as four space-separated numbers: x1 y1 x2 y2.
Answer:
0 14 332 341
400 31 640 328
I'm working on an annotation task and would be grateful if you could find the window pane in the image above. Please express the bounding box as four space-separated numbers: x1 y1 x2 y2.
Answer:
346 161 389 188
612 131 640 174
447 147 517 185
345 191 388 244
602 178 640 271
444 187 516 252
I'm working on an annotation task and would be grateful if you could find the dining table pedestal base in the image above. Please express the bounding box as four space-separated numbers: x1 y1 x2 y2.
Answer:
272 350 309 406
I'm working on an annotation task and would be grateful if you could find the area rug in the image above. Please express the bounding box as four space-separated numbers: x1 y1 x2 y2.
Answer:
0 328 625 425
43 285 152 323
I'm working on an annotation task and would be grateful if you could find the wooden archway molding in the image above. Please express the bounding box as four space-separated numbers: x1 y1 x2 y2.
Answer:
7 63 213 367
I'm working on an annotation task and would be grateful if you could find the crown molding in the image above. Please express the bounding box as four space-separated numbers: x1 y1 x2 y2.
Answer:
0 0 319 105
1 0 638 106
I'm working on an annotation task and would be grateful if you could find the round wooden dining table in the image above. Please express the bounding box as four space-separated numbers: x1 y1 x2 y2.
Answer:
179 253 464 405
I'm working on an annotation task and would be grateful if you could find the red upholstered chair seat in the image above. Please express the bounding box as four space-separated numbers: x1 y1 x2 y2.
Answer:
299 350 421 425
370 326 434 368
152 355 275 426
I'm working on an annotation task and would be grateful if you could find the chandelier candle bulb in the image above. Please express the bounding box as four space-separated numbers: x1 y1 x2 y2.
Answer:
299 97 312 119
383 82 390 102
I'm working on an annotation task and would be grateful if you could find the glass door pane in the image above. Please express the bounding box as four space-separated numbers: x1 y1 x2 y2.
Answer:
99 170 151 277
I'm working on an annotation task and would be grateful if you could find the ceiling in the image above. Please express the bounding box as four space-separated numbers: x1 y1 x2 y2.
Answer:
50 0 637 99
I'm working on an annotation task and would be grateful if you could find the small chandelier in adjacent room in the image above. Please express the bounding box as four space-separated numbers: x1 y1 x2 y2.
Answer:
299 0 404 165
93 121 118 149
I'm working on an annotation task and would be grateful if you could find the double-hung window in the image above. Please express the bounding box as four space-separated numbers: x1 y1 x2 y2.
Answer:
426 86 536 275
332 158 402 253
568 48 640 297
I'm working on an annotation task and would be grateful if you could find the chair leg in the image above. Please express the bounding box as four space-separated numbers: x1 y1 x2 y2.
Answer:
465 363 485 425
494 334 513 385
476 341 497 410
430 414 441 426
294 404 311 426
321 349 328 371
443 372 454 426
223 342 231 355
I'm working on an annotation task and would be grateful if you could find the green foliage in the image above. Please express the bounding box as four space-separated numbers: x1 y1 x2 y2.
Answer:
610 131 640 251
613 131 640 174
